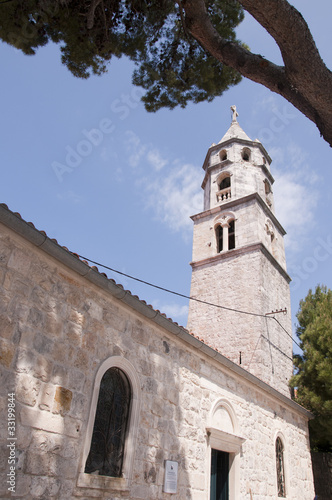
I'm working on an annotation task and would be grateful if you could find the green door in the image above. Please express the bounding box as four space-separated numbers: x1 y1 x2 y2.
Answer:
210 449 229 500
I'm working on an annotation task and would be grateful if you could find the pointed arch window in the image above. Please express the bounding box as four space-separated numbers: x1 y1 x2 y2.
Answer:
85 367 131 477
276 437 286 497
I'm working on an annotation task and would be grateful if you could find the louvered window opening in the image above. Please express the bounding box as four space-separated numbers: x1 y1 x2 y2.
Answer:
85 367 131 477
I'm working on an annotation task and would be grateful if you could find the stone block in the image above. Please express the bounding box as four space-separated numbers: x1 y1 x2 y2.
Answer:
38 382 55 412
68 368 86 393
44 312 63 339
53 386 73 415
51 364 68 386
33 332 53 355
30 476 61 498
25 451 59 476
20 405 82 438
0 338 15 368
16 373 41 406
12 472 31 497
27 307 44 329
73 349 90 371
132 324 150 346
7 249 31 276
0 367 14 396
70 392 87 420
0 314 14 340
65 321 83 346
33 355 53 382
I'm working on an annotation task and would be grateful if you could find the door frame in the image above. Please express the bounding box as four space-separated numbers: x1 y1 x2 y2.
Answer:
206 427 245 500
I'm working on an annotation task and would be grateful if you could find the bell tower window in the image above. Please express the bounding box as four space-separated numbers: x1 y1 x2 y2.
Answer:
215 218 235 253
228 220 235 250
216 174 231 203
242 148 251 161
219 149 227 161
216 225 223 253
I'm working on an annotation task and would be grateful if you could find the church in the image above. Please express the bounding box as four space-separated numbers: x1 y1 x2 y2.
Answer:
0 108 315 499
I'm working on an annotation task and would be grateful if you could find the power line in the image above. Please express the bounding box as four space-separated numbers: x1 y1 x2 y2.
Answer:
77 253 301 350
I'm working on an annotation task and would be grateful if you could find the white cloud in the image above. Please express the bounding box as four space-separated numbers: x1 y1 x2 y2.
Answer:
143 161 203 235
151 300 189 324
100 145 118 163
57 190 82 204
124 130 146 168
147 149 168 171
121 132 202 237
271 143 319 251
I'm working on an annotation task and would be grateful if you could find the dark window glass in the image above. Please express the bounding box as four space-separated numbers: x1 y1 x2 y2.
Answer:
276 437 286 497
228 220 235 250
219 177 231 191
217 226 223 252
85 367 131 477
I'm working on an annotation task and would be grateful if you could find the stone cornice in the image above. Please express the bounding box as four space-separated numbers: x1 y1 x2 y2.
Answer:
191 192 286 237
190 242 291 284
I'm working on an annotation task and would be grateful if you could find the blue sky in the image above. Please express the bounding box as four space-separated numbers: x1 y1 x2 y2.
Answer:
1 0 331 353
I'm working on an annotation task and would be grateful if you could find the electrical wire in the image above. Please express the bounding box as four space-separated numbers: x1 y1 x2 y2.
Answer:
77 254 302 350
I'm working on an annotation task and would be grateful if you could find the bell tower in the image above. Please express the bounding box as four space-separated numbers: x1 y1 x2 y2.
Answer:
187 107 293 396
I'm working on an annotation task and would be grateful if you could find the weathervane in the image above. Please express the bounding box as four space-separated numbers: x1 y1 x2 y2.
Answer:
230 105 238 123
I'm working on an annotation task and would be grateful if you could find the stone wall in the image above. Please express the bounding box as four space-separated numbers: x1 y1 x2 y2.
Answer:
187 245 293 397
0 221 314 499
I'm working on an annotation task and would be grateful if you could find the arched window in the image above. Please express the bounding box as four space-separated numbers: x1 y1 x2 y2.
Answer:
216 225 223 253
216 174 231 202
219 149 227 161
215 220 235 253
228 220 235 250
85 367 131 477
276 437 286 497
242 148 251 161
219 176 231 191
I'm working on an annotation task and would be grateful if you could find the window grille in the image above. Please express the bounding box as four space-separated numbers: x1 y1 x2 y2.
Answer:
85 367 131 477
276 437 286 497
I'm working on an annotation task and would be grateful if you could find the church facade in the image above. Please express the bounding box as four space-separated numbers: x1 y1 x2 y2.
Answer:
0 110 315 499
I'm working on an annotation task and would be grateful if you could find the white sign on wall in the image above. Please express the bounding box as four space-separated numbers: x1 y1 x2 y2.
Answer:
163 460 178 494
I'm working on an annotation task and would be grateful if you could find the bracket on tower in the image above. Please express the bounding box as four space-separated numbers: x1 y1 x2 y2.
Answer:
265 308 287 316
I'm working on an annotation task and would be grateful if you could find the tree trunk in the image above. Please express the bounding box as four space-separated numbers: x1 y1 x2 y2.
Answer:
182 0 332 147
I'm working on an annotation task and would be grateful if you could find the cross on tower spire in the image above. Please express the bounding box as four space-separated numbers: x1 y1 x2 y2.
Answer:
230 105 238 123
